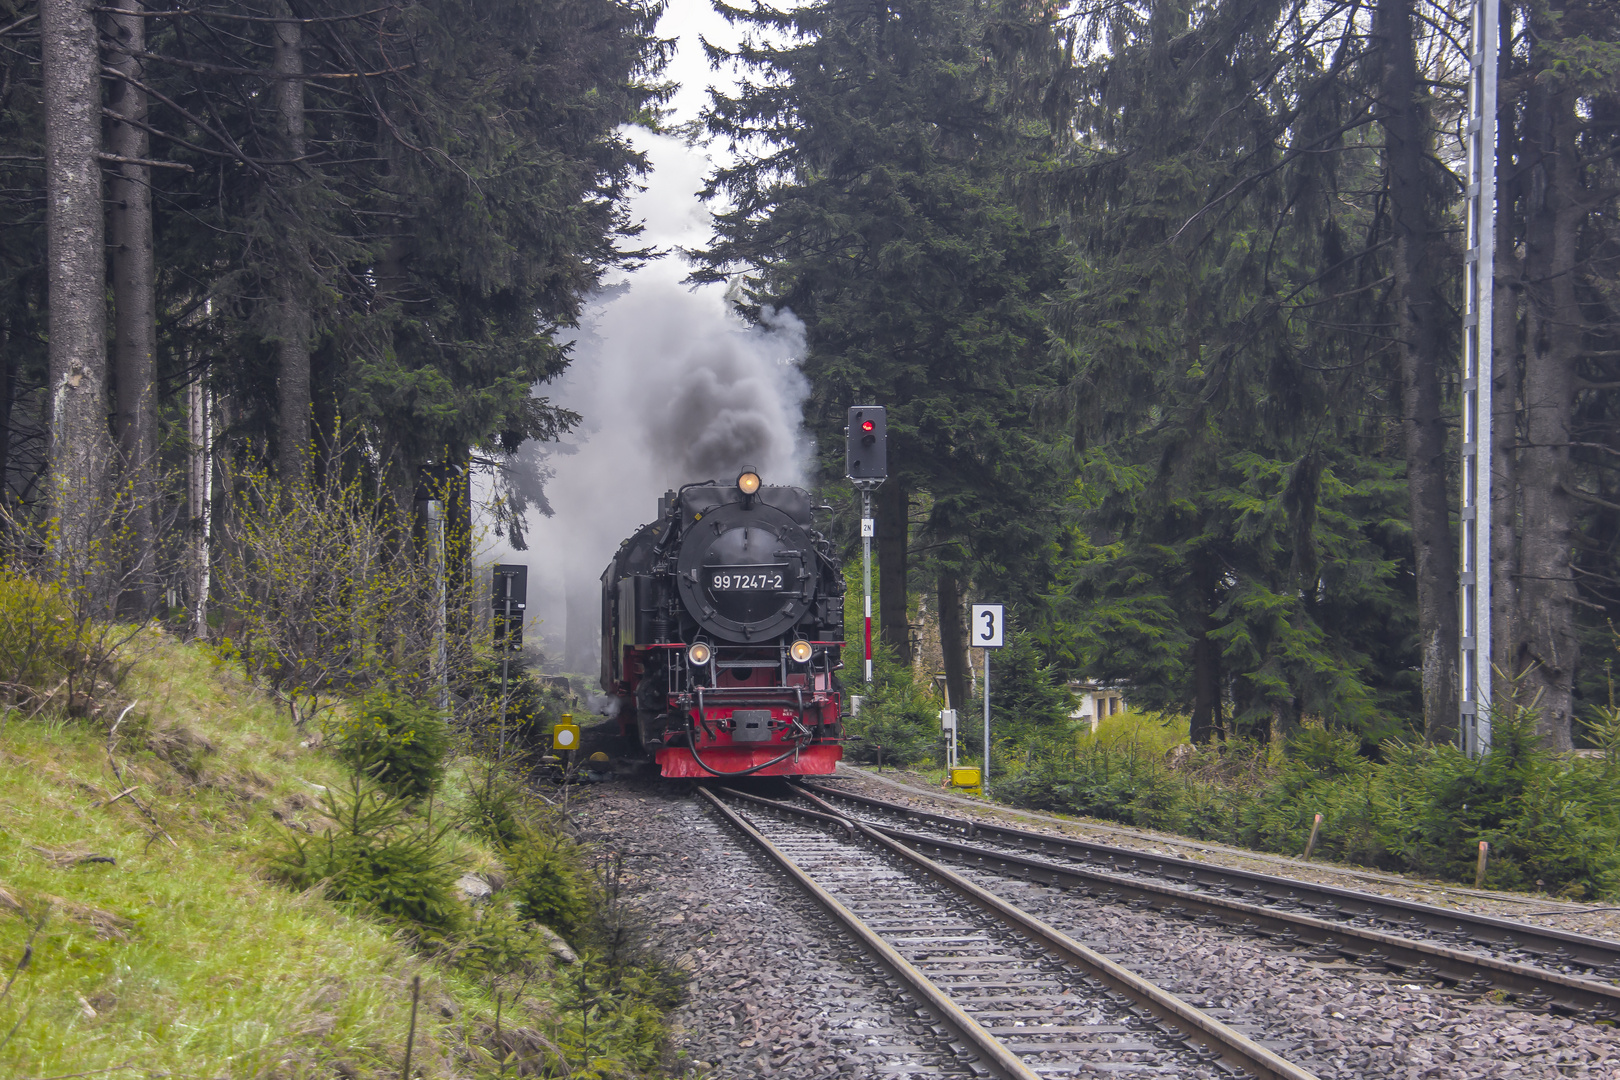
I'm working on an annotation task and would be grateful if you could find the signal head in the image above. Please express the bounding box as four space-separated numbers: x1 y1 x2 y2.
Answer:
845 406 888 482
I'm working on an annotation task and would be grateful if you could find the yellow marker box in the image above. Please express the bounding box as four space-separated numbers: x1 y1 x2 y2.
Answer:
950 767 981 788
552 714 580 752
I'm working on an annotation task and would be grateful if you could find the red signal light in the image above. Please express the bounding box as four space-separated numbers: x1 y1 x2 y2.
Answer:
862 420 875 431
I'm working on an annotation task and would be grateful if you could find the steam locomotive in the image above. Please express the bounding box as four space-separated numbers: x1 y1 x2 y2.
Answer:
600 470 846 778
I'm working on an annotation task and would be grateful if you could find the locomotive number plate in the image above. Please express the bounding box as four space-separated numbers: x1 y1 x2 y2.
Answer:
709 564 788 591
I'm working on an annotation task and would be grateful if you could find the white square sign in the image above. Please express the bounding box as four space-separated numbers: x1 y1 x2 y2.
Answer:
970 604 1005 648
860 518 875 538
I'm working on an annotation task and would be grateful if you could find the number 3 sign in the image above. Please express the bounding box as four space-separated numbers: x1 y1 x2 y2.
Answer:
971 604 1005 648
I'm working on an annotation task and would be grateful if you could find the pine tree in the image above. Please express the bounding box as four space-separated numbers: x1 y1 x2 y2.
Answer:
1043 0 1424 741
698 0 1072 688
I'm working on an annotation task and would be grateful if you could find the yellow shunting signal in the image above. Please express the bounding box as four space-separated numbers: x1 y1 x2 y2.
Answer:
552 714 580 752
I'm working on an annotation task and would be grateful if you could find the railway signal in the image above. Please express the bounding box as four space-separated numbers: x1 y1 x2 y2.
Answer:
845 406 887 480
845 406 887 683
971 603 1005 797
492 564 527 651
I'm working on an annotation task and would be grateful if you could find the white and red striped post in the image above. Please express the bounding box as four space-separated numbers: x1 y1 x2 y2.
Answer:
862 488 874 682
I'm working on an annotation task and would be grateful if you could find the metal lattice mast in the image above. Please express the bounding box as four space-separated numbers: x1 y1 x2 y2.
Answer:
1460 0 1498 755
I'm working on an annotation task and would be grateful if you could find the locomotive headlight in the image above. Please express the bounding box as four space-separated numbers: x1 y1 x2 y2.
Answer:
737 469 761 495
687 642 712 666
790 639 813 664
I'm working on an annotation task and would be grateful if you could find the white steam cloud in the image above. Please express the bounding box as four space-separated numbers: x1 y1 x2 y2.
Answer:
506 129 812 671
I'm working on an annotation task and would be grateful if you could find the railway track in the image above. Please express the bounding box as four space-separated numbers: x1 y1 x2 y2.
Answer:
797 780 1620 1021
698 785 1323 1080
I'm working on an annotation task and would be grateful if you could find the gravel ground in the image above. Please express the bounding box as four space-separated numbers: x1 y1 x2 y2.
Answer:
567 776 979 1079
556 719 1616 1080
822 765 1620 944
959 866 1620 1078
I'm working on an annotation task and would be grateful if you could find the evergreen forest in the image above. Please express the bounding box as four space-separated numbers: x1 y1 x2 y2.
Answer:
699 0 1620 757
1 0 1617 751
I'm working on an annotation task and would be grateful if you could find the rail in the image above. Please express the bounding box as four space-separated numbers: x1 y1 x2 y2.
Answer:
799 781 1620 1020
702 785 1323 1080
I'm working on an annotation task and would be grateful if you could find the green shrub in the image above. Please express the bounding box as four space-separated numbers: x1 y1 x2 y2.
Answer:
0 573 76 702
328 691 451 801
463 763 531 846
1002 737 1187 831
456 900 546 978
842 646 945 768
269 776 462 928
0 571 141 717
506 829 589 935
997 704 1620 899
459 654 574 753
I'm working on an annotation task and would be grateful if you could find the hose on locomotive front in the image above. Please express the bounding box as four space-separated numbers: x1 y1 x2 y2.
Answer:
686 739 810 778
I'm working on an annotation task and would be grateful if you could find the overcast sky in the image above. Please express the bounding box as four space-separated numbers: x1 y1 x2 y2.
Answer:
660 0 748 128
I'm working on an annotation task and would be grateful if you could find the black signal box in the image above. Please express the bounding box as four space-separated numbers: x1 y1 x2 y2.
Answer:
845 406 887 483
492 564 527 651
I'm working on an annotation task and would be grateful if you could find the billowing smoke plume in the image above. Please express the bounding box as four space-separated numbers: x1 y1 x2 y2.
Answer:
503 129 812 672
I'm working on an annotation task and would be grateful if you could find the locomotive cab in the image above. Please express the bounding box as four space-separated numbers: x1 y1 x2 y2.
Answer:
601 471 845 778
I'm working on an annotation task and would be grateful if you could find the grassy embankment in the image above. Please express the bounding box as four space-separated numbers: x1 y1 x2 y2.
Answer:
845 623 1620 900
0 633 672 1079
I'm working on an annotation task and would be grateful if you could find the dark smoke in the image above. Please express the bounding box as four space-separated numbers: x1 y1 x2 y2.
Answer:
489 129 811 670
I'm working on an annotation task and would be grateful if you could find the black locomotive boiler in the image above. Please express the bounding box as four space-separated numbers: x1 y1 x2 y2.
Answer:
600 469 846 777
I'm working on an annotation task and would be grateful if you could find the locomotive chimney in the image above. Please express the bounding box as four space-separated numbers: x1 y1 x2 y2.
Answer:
658 488 676 519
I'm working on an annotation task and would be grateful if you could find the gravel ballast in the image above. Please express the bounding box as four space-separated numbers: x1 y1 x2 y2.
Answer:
566 763 1618 1079
821 766 1620 943
956 864 1619 1078
569 778 977 1079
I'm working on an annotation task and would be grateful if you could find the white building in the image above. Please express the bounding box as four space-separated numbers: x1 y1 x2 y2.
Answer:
1068 681 1127 729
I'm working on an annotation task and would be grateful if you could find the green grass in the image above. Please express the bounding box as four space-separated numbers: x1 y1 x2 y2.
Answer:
0 634 539 1078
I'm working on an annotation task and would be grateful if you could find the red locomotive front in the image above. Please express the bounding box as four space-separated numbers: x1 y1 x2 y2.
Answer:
600 471 846 778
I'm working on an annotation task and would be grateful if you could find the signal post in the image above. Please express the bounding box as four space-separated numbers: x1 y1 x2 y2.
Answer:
846 406 887 683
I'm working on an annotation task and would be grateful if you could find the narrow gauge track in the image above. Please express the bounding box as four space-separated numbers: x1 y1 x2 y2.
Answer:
698 786 1321 1080
799 781 1620 1021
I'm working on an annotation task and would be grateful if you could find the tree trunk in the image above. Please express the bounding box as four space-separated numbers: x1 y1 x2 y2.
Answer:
0 319 10 508
187 375 211 637
1375 0 1459 744
876 478 909 663
1490 6 1521 692
273 0 311 483
445 446 473 634
939 567 967 714
107 0 156 612
41 0 112 566
1514 54 1580 751
1188 550 1222 743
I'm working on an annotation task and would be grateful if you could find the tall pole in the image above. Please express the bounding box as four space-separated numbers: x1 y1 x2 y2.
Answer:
1460 0 1497 755
862 488 873 683
982 647 991 798
498 580 512 758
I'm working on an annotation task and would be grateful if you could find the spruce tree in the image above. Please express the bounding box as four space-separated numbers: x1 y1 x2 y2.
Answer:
698 0 1072 688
